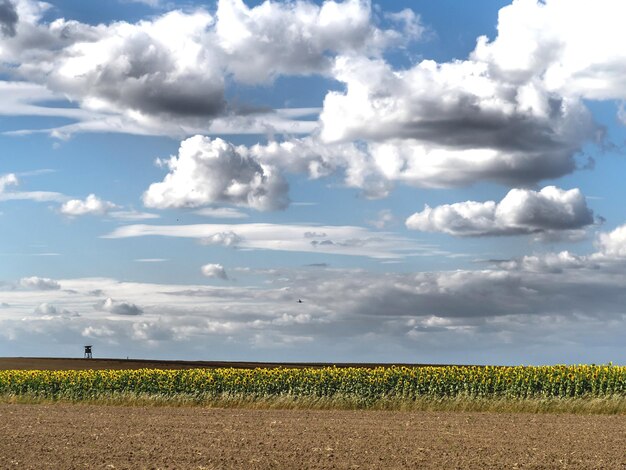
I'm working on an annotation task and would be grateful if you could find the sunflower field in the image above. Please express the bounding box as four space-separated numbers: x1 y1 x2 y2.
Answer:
0 364 625 403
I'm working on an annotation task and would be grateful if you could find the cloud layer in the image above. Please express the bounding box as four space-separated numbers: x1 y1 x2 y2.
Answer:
0 0 18 38
104 221 437 259
3 224 626 363
19 276 61 290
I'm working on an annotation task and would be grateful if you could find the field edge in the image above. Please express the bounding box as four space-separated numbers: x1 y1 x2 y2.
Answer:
2 393 626 415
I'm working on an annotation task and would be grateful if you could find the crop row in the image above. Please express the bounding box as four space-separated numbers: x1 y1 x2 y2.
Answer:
0 365 625 401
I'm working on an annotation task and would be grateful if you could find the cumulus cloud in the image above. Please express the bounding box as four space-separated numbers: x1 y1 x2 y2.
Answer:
214 0 423 83
200 231 242 247
249 136 346 179
472 0 626 102
94 297 143 316
306 0 626 194
317 55 596 189
60 194 118 216
33 9 225 120
33 302 77 316
248 136 396 198
33 302 59 315
19 276 60 290
0 173 18 192
406 186 594 237
496 223 626 273
201 263 228 280
497 251 590 274
595 224 626 258
0 0 421 137
0 0 18 37
143 136 289 211
59 196 157 220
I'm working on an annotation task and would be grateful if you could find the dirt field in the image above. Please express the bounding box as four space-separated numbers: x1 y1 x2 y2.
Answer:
0 404 624 469
0 357 435 371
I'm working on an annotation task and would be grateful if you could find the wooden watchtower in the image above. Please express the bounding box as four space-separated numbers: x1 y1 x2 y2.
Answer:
84 345 93 359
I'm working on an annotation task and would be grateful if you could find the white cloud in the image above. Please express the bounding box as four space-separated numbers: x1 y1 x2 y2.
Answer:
58 195 157 220
94 297 143 316
368 209 395 229
214 0 423 83
200 231 242 247
19 276 60 290
318 55 595 189
0 172 66 203
406 186 594 237
250 136 343 179
122 0 162 7
0 226 619 362
595 224 626 258
0 190 67 202
472 0 626 102
41 10 224 120
201 263 228 280
103 222 440 259
2 240 626 363
0 81 92 121
499 251 590 274
60 194 118 216
194 207 249 219
143 136 289 211
0 173 18 192
0 0 420 138
249 136 397 198
5 106 320 139
33 302 59 315
109 210 160 220
33 302 76 316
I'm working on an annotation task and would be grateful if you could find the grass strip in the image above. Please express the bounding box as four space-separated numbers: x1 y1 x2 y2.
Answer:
1 392 625 415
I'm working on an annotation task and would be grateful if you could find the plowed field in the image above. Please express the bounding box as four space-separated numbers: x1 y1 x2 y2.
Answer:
0 357 423 370
1 404 624 469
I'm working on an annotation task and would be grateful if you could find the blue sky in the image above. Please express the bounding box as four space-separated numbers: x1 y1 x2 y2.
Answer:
1 0 626 364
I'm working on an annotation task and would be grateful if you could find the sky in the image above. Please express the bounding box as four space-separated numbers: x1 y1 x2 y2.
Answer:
1 0 625 365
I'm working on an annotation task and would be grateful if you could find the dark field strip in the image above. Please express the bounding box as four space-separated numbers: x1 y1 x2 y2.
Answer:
0 357 460 371
1 404 625 469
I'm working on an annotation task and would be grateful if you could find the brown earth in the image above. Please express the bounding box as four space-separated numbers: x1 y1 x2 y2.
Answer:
0 357 453 371
0 403 624 469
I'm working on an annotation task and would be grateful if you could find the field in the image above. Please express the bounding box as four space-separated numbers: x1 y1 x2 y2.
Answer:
1 404 625 469
0 357 427 371
1 358 625 468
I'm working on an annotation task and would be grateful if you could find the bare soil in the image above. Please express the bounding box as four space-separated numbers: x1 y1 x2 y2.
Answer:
0 404 624 469
0 357 438 371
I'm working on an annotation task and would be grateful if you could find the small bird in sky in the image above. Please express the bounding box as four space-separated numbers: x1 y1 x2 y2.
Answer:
297 299 303 303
